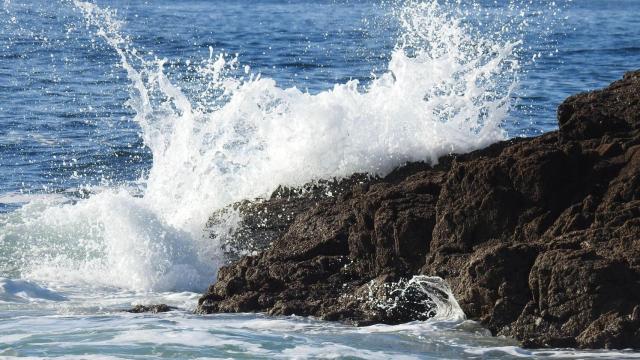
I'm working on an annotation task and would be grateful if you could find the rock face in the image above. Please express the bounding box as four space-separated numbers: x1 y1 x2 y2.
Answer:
197 71 640 349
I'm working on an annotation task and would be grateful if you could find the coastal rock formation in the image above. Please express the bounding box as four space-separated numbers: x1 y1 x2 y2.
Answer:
198 71 640 349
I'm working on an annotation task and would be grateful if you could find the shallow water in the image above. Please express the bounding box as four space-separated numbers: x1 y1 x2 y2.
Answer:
2 280 640 359
1 0 640 358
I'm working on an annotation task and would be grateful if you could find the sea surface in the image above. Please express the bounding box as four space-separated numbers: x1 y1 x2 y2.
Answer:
1 0 640 358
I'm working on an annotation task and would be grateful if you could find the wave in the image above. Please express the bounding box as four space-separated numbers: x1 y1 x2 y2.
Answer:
0 0 526 293
0 277 67 302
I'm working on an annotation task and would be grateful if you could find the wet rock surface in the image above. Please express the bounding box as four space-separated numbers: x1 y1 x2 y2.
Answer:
198 71 640 349
126 304 176 313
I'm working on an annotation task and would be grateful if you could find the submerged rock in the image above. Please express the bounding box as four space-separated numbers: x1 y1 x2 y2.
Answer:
198 70 640 349
126 304 176 313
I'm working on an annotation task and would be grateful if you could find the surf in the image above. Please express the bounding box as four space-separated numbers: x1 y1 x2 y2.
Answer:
1 0 524 296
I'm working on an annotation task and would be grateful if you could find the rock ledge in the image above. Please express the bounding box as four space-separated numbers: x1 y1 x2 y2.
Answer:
198 71 640 349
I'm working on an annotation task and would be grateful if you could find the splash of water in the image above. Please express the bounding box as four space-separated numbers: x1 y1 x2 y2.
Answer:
0 0 524 294
364 275 466 322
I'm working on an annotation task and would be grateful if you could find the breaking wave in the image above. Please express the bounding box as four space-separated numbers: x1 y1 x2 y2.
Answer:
1 0 526 295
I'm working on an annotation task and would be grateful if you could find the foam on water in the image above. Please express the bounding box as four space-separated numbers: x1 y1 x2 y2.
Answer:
0 277 67 303
0 190 218 291
1 0 523 299
3 310 639 359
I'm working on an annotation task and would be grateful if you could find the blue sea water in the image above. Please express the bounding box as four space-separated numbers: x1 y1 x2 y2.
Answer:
1 0 640 358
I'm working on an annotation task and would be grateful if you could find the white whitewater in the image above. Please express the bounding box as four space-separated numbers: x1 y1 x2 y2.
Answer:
0 277 67 303
1 0 520 298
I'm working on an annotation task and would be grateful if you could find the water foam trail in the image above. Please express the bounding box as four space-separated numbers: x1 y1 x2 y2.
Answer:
0 0 524 294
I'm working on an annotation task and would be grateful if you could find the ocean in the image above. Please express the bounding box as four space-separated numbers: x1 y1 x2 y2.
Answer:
1 0 640 358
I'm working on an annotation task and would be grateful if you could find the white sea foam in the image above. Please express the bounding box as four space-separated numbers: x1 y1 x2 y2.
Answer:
279 344 420 360
0 0 522 296
0 192 68 205
0 277 67 302
464 346 640 359
4 312 635 359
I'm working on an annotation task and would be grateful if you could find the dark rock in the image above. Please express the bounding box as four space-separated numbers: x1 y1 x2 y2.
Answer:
197 70 640 349
126 304 176 313
558 70 640 141
207 174 373 263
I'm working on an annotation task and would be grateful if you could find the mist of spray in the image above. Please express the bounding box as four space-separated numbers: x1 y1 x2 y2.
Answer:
0 0 525 294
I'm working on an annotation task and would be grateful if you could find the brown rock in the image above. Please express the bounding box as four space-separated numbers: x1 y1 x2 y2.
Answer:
197 70 640 349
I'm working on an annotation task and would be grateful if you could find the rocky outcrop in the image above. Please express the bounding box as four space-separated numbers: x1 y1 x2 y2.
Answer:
197 71 640 349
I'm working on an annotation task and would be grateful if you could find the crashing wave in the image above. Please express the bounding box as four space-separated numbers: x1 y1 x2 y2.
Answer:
1 0 524 292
